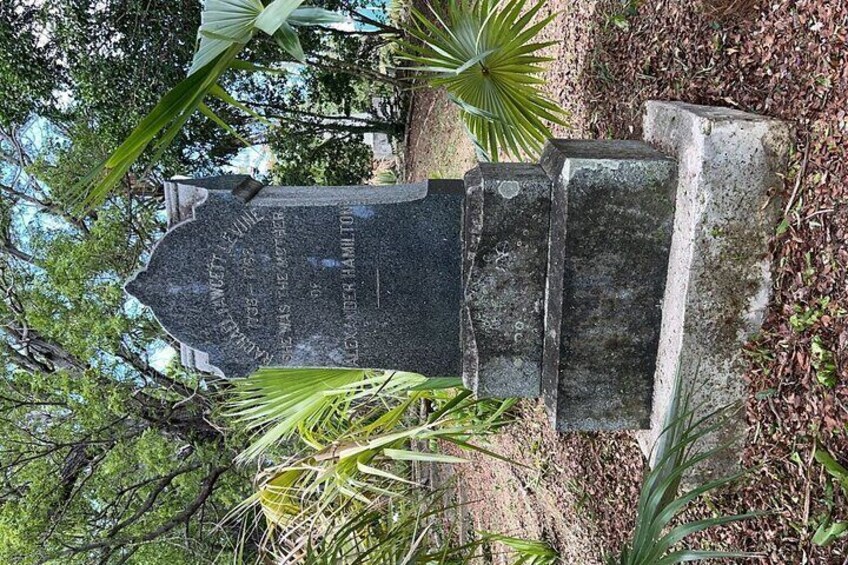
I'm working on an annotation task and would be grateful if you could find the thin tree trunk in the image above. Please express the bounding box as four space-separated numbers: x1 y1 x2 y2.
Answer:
308 57 405 88
265 115 403 137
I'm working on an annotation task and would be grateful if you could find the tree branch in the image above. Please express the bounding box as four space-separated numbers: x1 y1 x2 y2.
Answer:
349 9 403 35
114 344 201 403
106 461 204 538
0 242 36 265
0 340 53 373
0 183 90 234
307 57 404 87
56 465 229 558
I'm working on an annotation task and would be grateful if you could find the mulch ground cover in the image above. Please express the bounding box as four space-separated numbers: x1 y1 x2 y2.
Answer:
405 0 848 562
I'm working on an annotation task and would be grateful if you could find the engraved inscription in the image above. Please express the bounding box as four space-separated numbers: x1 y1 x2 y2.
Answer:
200 204 376 369
339 206 359 365
272 211 293 362
242 248 260 330
209 254 227 315
208 209 272 364
223 208 262 250
217 315 272 363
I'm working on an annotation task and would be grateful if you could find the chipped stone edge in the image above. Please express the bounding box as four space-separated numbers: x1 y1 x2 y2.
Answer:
460 168 484 395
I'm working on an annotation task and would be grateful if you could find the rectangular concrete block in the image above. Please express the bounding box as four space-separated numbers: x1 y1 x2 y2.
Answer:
640 101 793 481
540 140 678 430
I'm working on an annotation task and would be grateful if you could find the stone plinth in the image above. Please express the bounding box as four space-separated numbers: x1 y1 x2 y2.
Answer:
540 140 678 431
461 164 551 398
639 101 793 481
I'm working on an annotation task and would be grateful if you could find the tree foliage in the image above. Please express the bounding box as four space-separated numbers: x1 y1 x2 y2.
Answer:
65 0 403 207
0 0 405 561
0 122 258 564
267 124 373 185
0 1 61 127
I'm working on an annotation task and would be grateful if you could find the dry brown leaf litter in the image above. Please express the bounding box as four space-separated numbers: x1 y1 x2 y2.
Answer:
405 0 848 562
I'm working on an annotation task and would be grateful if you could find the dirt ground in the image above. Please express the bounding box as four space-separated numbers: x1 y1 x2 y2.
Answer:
404 0 848 562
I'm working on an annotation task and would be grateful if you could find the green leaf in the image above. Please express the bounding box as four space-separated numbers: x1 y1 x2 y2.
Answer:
811 335 838 387
611 367 757 564
288 6 346 25
227 367 371 461
448 438 520 467
209 84 274 127
255 0 306 36
755 388 776 400
814 444 848 495
383 449 467 464
610 14 631 30
479 532 557 563
813 519 848 547
397 0 566 161
74 0 342 212
655 550 761 564
226 368 432 462
198 102 253 148
446 93 497 121
273 22 305 62
408 377 463 390
454 48 497 74
190 0 263 74
73 44 243 212
356 461 418 486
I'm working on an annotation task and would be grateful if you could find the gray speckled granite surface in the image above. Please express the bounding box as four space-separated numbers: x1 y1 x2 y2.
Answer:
126 178 464 378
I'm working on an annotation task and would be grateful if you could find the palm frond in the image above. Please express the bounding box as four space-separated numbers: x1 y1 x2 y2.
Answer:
231 379 514 536
284 488 533 564
398 0 567 162
224 366 527 562
225 367 439 463
479 532 558 564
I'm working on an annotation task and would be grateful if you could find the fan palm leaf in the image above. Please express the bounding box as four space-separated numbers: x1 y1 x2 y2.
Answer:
398 0 567 162
73 0 344 213
230 379 514 532
225 368 443 463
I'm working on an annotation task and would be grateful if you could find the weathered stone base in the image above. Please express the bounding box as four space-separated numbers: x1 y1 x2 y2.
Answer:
462 164 551 398
461 102 791 460
637 101 793 481
540 140 678 431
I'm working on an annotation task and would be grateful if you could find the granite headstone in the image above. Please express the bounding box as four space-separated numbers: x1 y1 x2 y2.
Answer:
126 176 464 378
125 101 791 484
